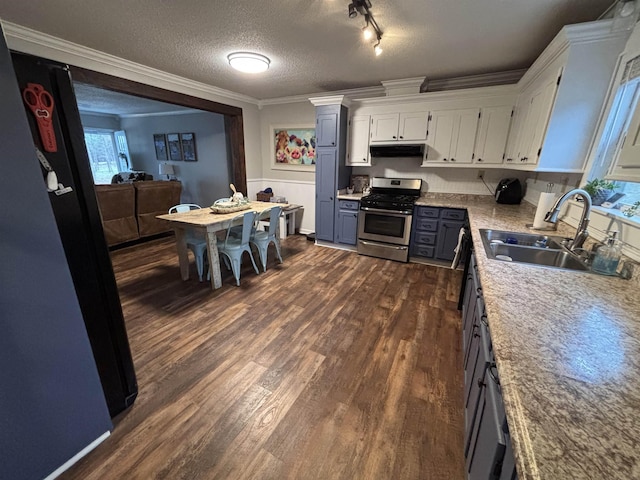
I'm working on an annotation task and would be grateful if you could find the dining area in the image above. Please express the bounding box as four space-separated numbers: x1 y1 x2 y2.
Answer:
157 200 288 290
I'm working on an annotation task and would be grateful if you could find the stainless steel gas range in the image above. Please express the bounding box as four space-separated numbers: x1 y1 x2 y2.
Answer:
357 177 422 262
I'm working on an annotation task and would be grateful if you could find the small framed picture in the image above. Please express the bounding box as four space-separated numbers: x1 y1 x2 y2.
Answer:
180 133 197 162
167 133 182 161
154 134 168 161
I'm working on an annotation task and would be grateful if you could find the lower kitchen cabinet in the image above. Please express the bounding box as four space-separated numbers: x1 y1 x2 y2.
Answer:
411 206 466 262
462 254 517 480
336 199 359 245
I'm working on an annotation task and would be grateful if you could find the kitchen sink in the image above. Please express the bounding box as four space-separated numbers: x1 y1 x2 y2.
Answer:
479 229 590 272
480 229 566 250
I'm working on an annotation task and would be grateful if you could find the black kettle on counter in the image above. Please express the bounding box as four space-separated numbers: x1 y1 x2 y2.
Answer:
494 178 523 204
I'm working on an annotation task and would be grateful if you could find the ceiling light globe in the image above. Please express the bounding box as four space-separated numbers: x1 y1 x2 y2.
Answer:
363 26 373 40
374 44 383 56
227 52 271 73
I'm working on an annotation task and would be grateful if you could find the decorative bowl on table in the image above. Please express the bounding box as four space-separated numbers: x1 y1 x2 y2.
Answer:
209 197 251 214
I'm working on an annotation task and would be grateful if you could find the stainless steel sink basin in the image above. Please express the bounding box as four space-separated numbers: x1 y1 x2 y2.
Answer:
479 229 590 272
480 229 565 250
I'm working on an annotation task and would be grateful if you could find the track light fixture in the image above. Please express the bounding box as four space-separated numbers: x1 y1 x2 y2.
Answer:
348 0 383 56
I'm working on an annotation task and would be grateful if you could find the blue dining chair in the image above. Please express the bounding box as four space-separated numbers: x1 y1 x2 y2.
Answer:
251 206 283 272
168 204 208 282
217 211 260 286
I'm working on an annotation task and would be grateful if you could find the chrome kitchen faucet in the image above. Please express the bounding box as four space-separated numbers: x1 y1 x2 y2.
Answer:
544 188 592 251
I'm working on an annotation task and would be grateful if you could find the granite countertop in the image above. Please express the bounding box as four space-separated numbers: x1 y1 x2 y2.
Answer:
336 192 364 200
417 194 640 480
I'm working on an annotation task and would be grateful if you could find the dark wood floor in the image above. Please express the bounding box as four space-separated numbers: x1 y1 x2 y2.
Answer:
62 235 464 480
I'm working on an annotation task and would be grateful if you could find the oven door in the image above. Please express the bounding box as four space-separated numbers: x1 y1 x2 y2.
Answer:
358 207 412 245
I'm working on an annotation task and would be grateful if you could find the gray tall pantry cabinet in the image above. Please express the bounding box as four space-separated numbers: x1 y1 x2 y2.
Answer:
312 99 351 242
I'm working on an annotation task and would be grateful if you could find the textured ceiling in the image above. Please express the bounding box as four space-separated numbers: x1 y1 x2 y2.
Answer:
0 0 614 100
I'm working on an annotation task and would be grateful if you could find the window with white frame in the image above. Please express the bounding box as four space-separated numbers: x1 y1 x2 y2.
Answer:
590 54 640 208
83 129 130 184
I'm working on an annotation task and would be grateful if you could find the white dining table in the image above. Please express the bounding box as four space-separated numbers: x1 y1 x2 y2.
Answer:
157 201 286 290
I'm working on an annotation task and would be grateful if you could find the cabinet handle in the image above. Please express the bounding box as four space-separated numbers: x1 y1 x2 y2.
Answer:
478 158 483 162
477 378 485 388
488 364 500 385
451 158 456 162
443 158 448 162
392 136 397 139
362 158 366 162
480 314 489 327
330 197 333 201
399 135 403 139
332 142 335 146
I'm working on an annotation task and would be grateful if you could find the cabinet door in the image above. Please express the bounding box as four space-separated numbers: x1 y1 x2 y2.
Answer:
467 366 507 480
398 112 429 140
426 109 479 164
347 115 371 166
451 109 480 164
316 113 338 147
475 106 513 165
505 99 528 165
524 76 559 165
336 210 358 245
315 148 337 242
371 113 400 141
425 111 456 162
614 86 640 171
435 220 464 261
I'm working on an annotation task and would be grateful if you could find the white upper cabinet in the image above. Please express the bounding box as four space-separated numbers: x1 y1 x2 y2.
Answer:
423 108 479 164
507 21 629 172
474 105 514 165
370 112 429 142
347 115 371 166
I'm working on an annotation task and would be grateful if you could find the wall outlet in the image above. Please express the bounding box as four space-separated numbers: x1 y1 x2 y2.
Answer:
477 170 485 179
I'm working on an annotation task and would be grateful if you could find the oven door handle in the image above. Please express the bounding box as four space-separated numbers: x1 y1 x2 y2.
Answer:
360 207 413 215
359 240 408 251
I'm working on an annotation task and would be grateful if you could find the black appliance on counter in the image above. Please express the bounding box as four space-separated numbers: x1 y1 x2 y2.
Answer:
11 52 138 417
357 177 422 262
494 178 523 204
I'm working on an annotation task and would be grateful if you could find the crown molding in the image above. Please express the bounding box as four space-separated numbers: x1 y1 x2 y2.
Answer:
309 95 352 107
381 77 426 96
1 21 261 107
353 84 519 106
425 70 526 92
259 85 384 108
518 19 628 90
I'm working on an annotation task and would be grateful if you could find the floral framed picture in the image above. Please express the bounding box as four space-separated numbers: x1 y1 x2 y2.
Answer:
167 133 182 161
272 125 316 171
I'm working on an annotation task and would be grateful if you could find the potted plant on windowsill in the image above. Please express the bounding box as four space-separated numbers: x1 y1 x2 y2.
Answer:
583 178 617 206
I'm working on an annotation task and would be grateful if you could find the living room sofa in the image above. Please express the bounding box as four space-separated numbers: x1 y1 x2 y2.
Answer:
95 181 182 246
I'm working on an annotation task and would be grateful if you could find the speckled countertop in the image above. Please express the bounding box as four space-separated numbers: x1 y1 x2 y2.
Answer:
417 194 640 480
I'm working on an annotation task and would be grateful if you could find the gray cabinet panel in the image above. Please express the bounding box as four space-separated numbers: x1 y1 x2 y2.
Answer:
317 112 338 147
337 210 358 245
315 148 337 241
435 219 465 261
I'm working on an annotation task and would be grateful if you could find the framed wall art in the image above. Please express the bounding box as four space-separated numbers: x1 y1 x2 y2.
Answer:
166 133 182 161
180 133 197 162
154 134 168 161
272 125 316 171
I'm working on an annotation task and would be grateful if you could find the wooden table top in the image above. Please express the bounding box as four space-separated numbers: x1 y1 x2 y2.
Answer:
157 201 288 228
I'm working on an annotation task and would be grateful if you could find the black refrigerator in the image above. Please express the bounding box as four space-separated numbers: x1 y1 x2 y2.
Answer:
10 51 138 418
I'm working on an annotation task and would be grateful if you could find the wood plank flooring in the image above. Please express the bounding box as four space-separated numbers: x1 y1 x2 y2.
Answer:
62 235 464 480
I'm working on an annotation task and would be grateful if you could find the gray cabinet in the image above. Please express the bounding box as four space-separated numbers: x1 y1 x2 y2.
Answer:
316 148 338 242
462 253 517 480
411 206 466 261
336 200 359 245
313 103 351 243
317 112 338 147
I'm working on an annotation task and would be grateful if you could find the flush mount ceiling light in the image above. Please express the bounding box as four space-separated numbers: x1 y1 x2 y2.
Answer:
348 0 383 56
227 52 271 73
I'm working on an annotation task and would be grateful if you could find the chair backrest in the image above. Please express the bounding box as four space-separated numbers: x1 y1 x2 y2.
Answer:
225 211 257 245
266 206 282 236
169 203 202 214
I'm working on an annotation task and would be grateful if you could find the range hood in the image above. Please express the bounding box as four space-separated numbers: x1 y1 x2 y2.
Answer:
369 144 425 158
